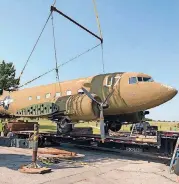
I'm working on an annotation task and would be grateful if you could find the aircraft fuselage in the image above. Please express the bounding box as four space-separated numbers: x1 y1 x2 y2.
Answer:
0 72 177 128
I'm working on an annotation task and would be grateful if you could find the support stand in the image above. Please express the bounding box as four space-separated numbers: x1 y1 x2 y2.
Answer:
130 124 135 137
18 124 51 174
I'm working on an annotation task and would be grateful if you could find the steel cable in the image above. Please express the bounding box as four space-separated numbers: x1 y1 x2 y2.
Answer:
19 43 101 88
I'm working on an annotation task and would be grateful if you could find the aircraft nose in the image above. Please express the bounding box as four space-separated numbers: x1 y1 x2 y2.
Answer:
159 84 178 102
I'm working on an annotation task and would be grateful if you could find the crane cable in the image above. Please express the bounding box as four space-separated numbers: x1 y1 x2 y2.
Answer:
92 0 105 73
19 43 100 88
51 10 62 100
17 0 103 89
92 0 103 41
18 12 52 84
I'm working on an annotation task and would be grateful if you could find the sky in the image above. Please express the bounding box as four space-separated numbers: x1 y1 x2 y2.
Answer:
0 0 179 121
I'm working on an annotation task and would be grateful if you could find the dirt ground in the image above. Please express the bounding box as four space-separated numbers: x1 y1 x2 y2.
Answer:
0 145 178 184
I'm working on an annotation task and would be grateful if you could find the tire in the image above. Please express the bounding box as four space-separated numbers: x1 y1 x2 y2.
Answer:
57 119 72 135
109 122 122 132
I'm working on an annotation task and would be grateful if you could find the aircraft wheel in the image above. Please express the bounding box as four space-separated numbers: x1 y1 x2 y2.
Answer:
57 118 72 135
108 122 122 132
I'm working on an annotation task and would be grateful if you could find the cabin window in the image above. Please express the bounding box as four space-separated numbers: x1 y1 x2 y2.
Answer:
55 92 61 97
36 96 40 100
106 76 113 86
28 96 32 100
45 93 51 98
129 77 137 84
66 90 72 95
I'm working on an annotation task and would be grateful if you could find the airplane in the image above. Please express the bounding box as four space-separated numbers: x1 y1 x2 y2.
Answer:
0 71 177 139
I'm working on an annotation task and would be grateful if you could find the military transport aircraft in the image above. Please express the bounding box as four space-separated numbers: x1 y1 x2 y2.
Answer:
0 71 177 141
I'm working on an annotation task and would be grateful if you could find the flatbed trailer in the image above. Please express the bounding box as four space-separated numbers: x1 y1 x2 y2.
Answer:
0 129 179 159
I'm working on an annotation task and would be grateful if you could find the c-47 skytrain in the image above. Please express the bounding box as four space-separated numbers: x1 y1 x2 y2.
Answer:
0 72 177 136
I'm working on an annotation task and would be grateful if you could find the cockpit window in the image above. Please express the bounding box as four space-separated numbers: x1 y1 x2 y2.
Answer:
129 77 137 84
138 77 143 82
129 77 154 84
137 77 154 82
143 77 154 82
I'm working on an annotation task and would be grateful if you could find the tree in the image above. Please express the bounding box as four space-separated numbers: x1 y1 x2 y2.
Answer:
0 60 19 94
145 118 153 121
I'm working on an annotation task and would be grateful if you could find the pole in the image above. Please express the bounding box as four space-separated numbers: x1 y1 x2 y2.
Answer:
32 124 39 168
18 123 51 174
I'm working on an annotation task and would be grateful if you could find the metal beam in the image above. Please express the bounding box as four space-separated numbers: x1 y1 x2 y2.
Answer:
50 6 103 44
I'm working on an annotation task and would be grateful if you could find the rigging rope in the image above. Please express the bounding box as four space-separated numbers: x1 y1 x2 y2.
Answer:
52 0 56 6
17 1 103 89
101 44 105 73
92 0 105 73
19 43 101 88
18 12 52 83
51 11 62 99
92 0 103 41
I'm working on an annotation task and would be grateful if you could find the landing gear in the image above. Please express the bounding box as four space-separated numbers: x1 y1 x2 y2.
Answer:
104 123 109 134
108 122 122 132
57 118 72 134
104 121 122 133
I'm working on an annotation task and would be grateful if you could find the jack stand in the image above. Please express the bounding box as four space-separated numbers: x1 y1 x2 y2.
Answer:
19 124 51 174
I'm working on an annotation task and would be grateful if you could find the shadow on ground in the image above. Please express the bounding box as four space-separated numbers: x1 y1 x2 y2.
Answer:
0 152 83 171
57 144 171 166
0 153 31 170
0 144 171 171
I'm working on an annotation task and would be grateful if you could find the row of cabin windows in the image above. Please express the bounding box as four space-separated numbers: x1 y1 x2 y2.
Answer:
28 89 83 101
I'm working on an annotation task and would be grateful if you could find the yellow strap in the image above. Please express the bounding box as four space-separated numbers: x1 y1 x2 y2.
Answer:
92 0 103 41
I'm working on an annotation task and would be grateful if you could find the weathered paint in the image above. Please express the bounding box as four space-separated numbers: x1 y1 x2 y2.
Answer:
0 72 177 120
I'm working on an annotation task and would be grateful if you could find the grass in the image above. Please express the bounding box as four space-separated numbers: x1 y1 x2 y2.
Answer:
0 119 179 134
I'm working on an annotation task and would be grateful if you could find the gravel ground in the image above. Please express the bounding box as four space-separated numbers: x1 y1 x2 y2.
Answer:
0 146 178 184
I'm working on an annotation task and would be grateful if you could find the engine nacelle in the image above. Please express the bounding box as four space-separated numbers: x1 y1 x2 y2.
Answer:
55 94 101 121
